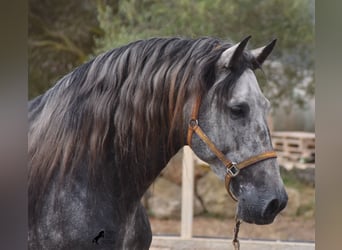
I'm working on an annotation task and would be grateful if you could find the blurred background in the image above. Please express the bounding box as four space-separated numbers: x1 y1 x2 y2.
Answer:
28 0 315 243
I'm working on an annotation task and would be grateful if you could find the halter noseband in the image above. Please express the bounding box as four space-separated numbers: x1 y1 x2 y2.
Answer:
187 96 277 201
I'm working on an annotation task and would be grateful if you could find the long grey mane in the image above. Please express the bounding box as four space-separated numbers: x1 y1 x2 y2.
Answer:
28 37 253 211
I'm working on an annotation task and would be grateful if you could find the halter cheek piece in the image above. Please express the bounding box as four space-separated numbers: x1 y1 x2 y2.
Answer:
187 96 277 201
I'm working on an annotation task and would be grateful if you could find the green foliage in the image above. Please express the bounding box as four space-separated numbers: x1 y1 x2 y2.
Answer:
28 0 100 98
296 201 315 217
93 0 314 109
200 210 225 219
29 0 314 110
280 168 302 189
280 167 315 218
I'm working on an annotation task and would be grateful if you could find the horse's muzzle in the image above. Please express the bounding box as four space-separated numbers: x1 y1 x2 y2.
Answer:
237 189 288 225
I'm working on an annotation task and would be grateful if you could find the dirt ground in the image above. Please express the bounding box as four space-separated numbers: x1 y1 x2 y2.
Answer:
150 215 315 242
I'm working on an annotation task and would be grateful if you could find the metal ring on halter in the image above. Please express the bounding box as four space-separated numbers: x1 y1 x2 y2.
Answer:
226 162 240 177
189 119 198 128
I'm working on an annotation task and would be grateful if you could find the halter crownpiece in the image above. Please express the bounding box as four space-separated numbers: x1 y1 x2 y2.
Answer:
187 96 277 201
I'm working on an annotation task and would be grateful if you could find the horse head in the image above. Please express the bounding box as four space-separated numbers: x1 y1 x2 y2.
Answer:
188 36 288 225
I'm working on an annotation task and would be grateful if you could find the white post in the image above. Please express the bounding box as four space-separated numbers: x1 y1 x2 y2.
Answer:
180 146 194 239
267 114 274 133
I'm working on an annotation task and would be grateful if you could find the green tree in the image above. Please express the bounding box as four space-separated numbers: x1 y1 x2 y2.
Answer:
29 0 314 111
93 0 314 109
28 0 101 98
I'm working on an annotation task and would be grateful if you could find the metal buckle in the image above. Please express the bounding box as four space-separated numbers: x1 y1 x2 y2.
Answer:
226 162 240 177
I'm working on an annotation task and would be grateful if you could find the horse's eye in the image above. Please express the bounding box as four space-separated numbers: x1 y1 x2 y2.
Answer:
230 103 249 119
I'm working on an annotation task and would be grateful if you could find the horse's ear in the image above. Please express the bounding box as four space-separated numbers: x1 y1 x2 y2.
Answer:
218 35 251 69
250 39 277 69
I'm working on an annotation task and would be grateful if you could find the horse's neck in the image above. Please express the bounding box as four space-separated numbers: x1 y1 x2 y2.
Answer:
116 145 181 200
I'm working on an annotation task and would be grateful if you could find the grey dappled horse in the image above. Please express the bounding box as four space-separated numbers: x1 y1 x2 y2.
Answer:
28 36 287 249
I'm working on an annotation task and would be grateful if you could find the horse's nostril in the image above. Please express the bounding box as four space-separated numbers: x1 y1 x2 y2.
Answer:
263 198 280 217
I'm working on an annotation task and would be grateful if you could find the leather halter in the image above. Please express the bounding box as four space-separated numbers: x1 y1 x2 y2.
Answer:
187 96 277 201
